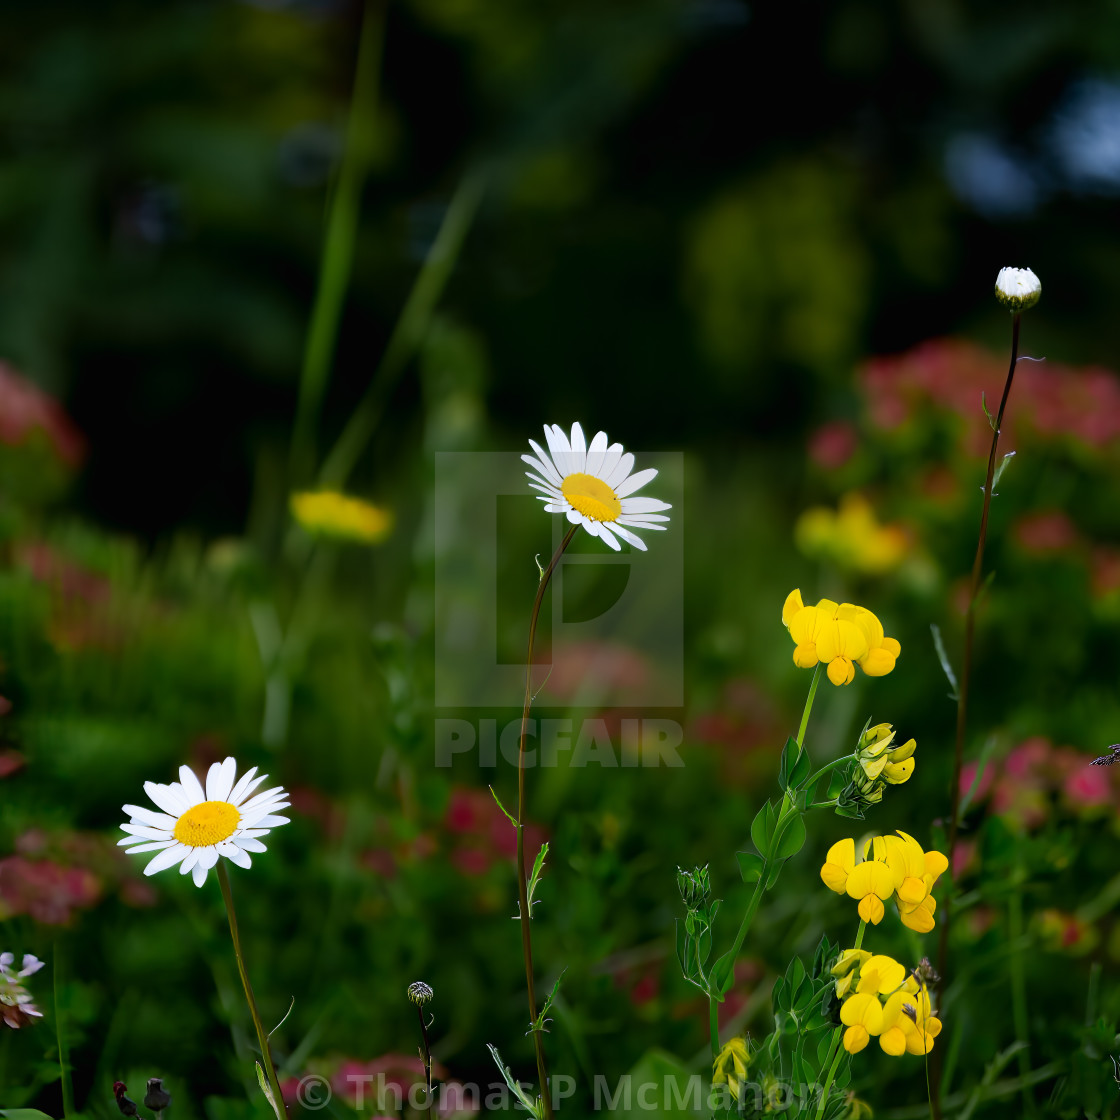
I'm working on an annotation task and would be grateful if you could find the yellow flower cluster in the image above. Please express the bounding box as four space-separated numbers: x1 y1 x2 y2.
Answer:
851 723 916 805
832 951 942 1055
290 491 393 544
820 831 948 931
712 1037 750 1101
795 493 909 575
782 590 900 686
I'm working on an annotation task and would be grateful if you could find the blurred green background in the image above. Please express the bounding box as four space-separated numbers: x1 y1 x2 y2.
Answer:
3 0 1120 1117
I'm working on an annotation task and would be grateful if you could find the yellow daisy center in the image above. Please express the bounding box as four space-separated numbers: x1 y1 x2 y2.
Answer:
173 801 240 847
561 473 621 522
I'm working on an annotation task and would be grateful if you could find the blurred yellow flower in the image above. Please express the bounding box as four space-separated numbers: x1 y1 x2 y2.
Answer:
781 590 901 686
290 491 393 544
795 493 908 575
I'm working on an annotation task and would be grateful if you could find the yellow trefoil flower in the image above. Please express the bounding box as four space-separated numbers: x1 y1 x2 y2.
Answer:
834 950 942 1057
857 723 916 785
290 491 394 544
878 831 949 934
819 838 895 924
781 590 901 686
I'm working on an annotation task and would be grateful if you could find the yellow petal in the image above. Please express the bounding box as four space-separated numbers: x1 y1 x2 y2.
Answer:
815 598 841 618
843 1025 870 1054
821 862 849 893
826 838 855 873
841 993 884 1033
817 619 870 663
848 860 896 902
826 656 855 686
782 589 804 628
879 1026 908 1056
793 643 819 669
861 955 906 993
789 606 823 646
884 757 915 784
858 647 897 676
924 850 949 882
858 894 885 924
888 737 916 762
883 637 901 657
899 897 936 934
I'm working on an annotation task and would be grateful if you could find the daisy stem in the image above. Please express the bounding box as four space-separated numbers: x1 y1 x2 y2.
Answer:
53 936 74 1120
934 311 1021 1117
416 1004 434 1120
516 523 576 1120
217 862 287 1117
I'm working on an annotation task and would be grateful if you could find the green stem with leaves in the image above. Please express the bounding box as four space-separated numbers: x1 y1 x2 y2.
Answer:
515 525 576 1120
934 311 1022 1118
217 862 286 1117
1008 884 1035 1117
814 921 865 1120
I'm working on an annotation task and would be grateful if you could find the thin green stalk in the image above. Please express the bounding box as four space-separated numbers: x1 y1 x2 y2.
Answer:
53 937 74 1120
516 525 577 1120
217 862 287 1117
814 1041 847 1120
289 0 385 488
416 1004 434 1120
805 756 850 790
318 169 487 489
796 663 823 746
933 311 1022 1118
814 920 867 1119
709 997 720 1061
1008 888 1035 1117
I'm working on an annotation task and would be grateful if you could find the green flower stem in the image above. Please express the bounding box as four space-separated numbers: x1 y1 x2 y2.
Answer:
288 0 384 487
933 311 1023 1120
1008 887 1035 1118
217 862 287 1117
814 1039 847 1120
805 755 850 790
709 996 720 1060
796 664 824 747
53 936 74 1120
814 920 867 1119
515 525 577 1120
416 1003 435 1120
854 919 866 950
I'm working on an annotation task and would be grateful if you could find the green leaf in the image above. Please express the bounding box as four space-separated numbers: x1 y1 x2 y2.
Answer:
772 975 789 1012
736 851 765 884
930 623 959 702
750 800 776 855
532 969 567 1033
709 950 735 998
981 390 996 431
256 1062 283 1120
765 857 786 889
519 841 549 920
487 1044 543 1118
489 785 518 828
774 813 807 860
992 450 1016 494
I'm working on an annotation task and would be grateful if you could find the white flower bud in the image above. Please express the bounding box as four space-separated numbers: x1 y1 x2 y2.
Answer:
994 267 1041 312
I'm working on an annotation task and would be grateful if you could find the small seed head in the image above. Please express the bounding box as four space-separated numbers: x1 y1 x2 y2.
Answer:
408 981 434 1006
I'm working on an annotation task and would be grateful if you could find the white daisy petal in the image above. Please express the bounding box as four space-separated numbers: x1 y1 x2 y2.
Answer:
569 423 587 473
584 431 609 476
566 509 582 524
227 766 261 806
582 519 601 538
610 523 647 551
207 757 238 802
527 440 564 484
219 841 252 868
544 425 571 476
605 452 635 488
178 766 206 806
122 805 179 830
198 846 221 871
233 836 268 852
527 479 563 497
120 839 179 854
236 829 274 839
620 496 672 514
230 772 269 808
598 443 624 481
192 862 208 887
617 518 669 531
247 814 290 828
180 848 201 874
143 782 190 816
542 503 569 513
241 806 290 827
120 823 173 841
596 523 623 551
239 786 287 813
144 844 189 876
615 466 658 498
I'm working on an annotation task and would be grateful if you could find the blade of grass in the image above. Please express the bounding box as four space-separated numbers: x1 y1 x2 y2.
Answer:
289 0 386 488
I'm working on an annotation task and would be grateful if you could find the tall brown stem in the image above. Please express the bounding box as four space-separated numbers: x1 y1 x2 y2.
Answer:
516 523 577 1120
932 312 1021 1117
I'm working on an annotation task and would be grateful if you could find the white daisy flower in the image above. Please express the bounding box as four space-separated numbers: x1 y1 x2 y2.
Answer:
119 757 290 887
994 266 1041 311
522 423 672 552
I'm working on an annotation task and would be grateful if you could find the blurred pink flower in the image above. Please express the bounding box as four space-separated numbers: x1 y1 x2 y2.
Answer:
1062 763 1112 809
808 421 858 470
0 857 101 924
0 750 25 780
1013 511 1080 555
542 641 650 703
1005 738 1051 779
952 840 978 879
0 362 85 466
959 759 994 803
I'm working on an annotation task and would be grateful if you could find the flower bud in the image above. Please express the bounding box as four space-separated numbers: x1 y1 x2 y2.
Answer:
995 267 1041 312
858 723 896 753
677 865 712 912
408 981 434 1006
144 1079 172 1112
